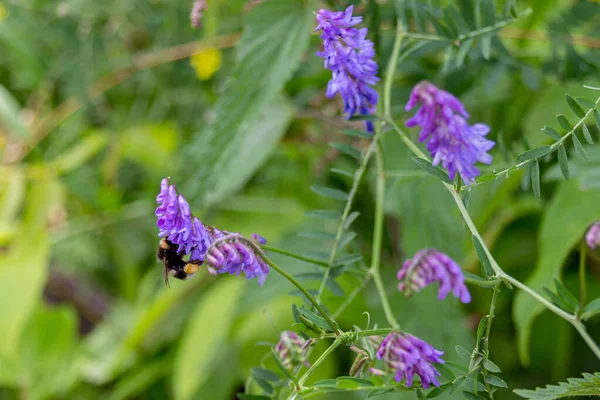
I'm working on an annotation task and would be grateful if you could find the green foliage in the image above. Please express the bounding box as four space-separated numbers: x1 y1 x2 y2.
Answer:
514 373 600 399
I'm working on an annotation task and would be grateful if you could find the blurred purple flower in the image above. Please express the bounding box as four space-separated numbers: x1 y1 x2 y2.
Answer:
316 5 379 133
405 81 494 184
205 234 270 285
251 233 267 245
275 331 311 369
373 331 444 388
397 249 471 304
586 221 600 250
190 0 207 29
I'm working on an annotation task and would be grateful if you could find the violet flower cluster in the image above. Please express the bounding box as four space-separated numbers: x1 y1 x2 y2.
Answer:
190 0 207 29
587 221 600 250
373 331 445 388
397 249 471 304
274 331 311 370
316 5 379 133
156 178 268 283
204 234 270 286
406 81 495 184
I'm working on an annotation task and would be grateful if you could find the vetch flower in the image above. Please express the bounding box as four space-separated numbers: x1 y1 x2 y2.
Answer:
205 234 270 285
316 5 379 133
373 331 444 388
251 233 267 245
397 249 471 304
586 221 600 250
274 331 311 369
190 48 222 80
190 0 207 29
405 81 495 183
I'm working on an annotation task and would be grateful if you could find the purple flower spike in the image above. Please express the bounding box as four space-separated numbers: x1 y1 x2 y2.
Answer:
190 0 207 29
397 249 471 304
587 221 600 250
374 331 444 388
205 234 270 285
405 81 495 184
316 6 379 133
275 331 311 369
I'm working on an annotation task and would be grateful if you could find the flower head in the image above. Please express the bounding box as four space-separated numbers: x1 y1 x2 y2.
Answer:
275 331 311 369
405 81 494 183
190 0 207 29
586 221 600 250
374 331 444 388
397 249 471 304
205 234 270 285
316 6 379 133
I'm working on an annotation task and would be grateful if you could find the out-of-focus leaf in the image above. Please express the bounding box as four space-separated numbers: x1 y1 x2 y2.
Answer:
553 278 580 311
305 210 342 220
558 144 570 179
0 84 30 140
329 142 361 159
594 109 600 132
513 180 600 365
516 146 551 163
557 114 573 131
582 124 594 144
310 185 348 201
108 360 169 400
344 211 360 229
566 94 585 118
483 359 501 373
572 134 588 160
514 372 600 399
472 235 494 277
582 298 600 320
49 131 108 174
184 0 312 206
531 159 541 199
342 129 372 139
412 157 451 183
541 126 561 141
173 278 244 400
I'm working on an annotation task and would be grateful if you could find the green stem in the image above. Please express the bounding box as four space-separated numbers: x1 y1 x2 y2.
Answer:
481 283 500 353
263 257 341 335
371 144 400 330
573 323 600 360
383 22 404 118
316 128 383 302
297 339 342 387
579 241 588 311
320 328 393 339
261 244 328 268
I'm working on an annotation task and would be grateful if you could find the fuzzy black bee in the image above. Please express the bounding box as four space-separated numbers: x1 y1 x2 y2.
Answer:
157 238 201 286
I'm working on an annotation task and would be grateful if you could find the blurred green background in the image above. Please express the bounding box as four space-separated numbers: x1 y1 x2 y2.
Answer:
1 0 600 399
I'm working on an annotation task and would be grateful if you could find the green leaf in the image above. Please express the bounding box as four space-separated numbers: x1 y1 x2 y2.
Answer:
582 124 594 144
575 97 596 109
594 109 600 132
514 181 600 365
582 298 600 320
251 367 280 383
542 287 574 312
531 159 541 200
271 348 296 383
427 383 452 398
305 210 342 220
348 114 380 122
339 231 357 248
558 144 570 179
49 132 108 174
424 9 453 38
455 345 471 363
342 129 372 139
296 308 334 333
483 358 501 373
572 134 588 160
514 372 600 399
337 376 374 387
463 271 498 288
566 94 586 118
329 142 361 159
553 278 580 311
367 388 394 398
330 168 353 178
480 34 492 60
310 185 348 201
476 316 488 344
183 0 312 206
344 211 360 229
456 38 473 67
462 391 487 400
412 157 451 183
485 374 508 388
472 235 494 277
557 114 573 131
516 146 551 163
173 279 244 400
541 126 561 141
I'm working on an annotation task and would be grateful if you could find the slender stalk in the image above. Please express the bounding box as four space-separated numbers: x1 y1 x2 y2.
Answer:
579 241 588 311
573 323 600 360
297 339 342 387
261 245 328 268
383 22 404 118
263 257 341 335
370 145 400 330
320 328 393 339
481 283 500 353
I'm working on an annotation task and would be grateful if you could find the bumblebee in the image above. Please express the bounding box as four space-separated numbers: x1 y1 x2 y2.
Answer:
157 238 201 286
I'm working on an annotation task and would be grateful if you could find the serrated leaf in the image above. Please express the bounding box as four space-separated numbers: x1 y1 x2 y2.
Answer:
531 159 541 200
462 391 487 400
542 126 561 141
456 38 473 67
342 129 372 139
557 114 573 131
582 124 594 144
572 134 588 160
472 235 494 277
582 298 600 320
183 1 312 206
483 358 501 373
310 185 348 201
251 367 280 383
455 345 471 363
344 211 360 229
412 157 451 183
329 142 361 159
553 278 580 310
566 94 586 118
514 372 600 399
476 316 488 344
558 144 570 179
367 388 394 398
516 146 551 163
485 374 507 388
305 210 341 220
